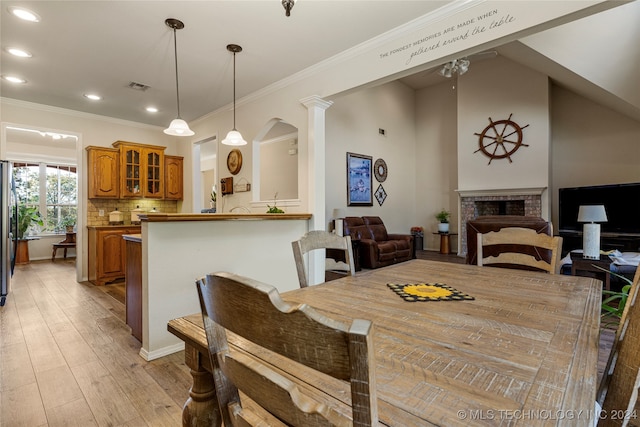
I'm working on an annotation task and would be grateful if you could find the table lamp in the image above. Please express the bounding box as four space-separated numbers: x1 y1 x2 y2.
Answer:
577 205 607 259
332 209 344 236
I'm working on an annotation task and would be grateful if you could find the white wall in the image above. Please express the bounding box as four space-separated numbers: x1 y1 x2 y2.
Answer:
260 138 298 201
550 85 640 228
142 217 309 360
457 56 551 196
415 81 458 250
325 80 417 235
521 0 640 110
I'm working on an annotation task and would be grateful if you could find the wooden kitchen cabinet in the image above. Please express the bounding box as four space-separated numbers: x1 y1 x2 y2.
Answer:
87 141 180 200
112 141 165 199
88 226 141 286
145 148 164 198
164 155 184 200
86 146 119 198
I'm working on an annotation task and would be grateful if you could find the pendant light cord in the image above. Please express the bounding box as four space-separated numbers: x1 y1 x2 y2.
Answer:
232 51 237 130
172 27 182 119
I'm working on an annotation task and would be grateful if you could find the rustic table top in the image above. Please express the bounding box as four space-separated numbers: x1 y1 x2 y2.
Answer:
169 259 602 426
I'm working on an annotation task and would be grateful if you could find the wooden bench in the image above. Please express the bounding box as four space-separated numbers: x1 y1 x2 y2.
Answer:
52 232 76 261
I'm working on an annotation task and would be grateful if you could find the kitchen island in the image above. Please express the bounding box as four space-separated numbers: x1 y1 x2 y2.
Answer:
123 233 142 342
135 212 312 360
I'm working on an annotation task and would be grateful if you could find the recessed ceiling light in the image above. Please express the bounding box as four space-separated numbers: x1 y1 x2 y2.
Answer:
146 107 158 113
8 6 40 22
6 48 32 58
84 93 102 101
2 75 27 84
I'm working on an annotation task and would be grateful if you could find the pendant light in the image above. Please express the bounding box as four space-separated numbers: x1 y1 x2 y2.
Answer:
164 18 194 137
221 44 247 146
282 0 295 16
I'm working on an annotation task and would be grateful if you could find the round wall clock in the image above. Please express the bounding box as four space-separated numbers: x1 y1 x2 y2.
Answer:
374 158 388 182
227 149 243 175
473 113 530 165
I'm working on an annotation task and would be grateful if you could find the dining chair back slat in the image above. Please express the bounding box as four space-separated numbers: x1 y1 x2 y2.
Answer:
598 267 640 426
196 272 377 427
292 230 355 288
477 227 563 274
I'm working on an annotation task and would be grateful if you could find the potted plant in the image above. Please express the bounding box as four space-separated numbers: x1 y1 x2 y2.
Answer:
15 205 44 264
17 205 44 240
267 192 284 214
435 209 450 233
59 215 76 233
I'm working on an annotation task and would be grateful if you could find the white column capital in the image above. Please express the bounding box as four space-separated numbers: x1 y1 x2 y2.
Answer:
300 95 333 111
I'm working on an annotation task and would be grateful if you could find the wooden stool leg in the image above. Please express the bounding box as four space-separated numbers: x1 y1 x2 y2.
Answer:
52 247 56 262
63 248 68 259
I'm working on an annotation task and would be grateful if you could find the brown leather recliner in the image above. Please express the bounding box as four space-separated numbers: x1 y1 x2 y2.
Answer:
466 215 554 269
343 216 413 269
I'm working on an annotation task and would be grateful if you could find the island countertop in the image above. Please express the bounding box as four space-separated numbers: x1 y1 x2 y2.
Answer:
123 234 142 242
137 213 312 222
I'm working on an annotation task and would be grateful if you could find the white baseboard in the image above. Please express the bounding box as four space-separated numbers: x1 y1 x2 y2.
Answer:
139 342 185 361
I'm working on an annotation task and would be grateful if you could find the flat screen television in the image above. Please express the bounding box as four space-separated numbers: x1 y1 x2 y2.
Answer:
559 182 640 234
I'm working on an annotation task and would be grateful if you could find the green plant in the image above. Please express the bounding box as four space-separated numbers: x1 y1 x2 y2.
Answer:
210 185 217 204
267 192 284 214
435 209 450 223
17 205 44 239
59 215 76 228
596 265 634 329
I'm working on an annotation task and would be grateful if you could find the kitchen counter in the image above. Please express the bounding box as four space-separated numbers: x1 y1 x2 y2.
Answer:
137 213 311 222
87 224 141 229
123 233 142 242
138 212 313 360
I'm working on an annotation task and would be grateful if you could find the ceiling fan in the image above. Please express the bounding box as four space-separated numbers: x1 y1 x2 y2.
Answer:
437 50 498 78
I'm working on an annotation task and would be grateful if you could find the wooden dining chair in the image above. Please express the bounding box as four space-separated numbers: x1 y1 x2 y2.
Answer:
476 226 563 274
292 230 355 288
196 272 378 427
597 267 640 426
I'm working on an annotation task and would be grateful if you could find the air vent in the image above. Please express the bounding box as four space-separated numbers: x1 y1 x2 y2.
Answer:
127 81 150 91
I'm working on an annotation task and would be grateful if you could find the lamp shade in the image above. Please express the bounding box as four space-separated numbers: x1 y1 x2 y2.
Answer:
577 205 608 223
221 129 247 146
164 118 194 136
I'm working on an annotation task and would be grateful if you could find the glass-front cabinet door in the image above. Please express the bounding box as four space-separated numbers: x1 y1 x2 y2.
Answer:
122 146 142 197
113 142 165 199
144 148 164 198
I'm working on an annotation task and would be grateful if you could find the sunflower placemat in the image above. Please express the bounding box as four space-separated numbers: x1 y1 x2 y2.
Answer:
387 283 474 302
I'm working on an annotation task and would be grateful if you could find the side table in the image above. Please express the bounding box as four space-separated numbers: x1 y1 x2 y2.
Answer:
570 252 611 290
433 232 457 255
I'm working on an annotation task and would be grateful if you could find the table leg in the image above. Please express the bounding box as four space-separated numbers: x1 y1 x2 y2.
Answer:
182 344 221 427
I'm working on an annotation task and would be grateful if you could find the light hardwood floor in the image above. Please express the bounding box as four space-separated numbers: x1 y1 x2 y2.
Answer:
1 254 614 427
0 260 192 427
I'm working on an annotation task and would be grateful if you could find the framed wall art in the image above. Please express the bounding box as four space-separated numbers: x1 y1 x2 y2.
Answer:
347 152 373 206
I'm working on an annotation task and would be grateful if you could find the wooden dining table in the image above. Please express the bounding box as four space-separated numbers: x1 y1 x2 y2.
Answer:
168 259 602 426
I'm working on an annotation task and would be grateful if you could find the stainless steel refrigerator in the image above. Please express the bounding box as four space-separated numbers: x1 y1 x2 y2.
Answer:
1 160 17 306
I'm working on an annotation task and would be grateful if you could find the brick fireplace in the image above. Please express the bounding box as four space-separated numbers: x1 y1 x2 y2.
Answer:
457 188 545 256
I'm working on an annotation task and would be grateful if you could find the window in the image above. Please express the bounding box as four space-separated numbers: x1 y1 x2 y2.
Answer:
13 162 77 234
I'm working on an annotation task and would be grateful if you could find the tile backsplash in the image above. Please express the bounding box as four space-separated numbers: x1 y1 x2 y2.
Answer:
87 199 178 226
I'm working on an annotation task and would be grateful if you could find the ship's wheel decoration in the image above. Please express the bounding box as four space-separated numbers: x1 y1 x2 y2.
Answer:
474 113 529 165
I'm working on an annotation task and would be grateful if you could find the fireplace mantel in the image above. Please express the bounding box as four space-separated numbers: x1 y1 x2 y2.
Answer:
456 187 546 198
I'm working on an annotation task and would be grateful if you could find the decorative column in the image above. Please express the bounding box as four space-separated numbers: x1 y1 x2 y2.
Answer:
301 95 333 286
